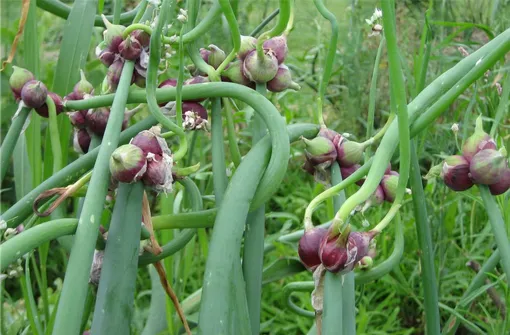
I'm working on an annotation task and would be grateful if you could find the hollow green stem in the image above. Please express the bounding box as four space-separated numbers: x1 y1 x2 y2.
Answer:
249 8 280 37
36 0 139 26
479 186 510 284
122 23 152 38
91 182 144 334
0 106 31 183
211 98 228 205
242 83 268 334
152 208 217 230
185 0 218 80
215 0 241 75
256 0 291 59
323 162 349 335
223 98 242 167
312 0 338 127
383 0 410 206
304 161 372 230
132 0 147 24
164 1 222 45
490 71 510 137
113 0 122 24
198 125 312 334
365 36 385 158
372 202 402 233
176 26 185 128
409 142 441 335
146 0 187 161
52 61 135 335
284 0 294 35
0 219 77 272
1 209 218 271
46 95 63 174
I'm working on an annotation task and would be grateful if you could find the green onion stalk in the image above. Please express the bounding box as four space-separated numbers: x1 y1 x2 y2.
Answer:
90 182 144 334
198 124 323 334
51 61 135 335
322 163 351 334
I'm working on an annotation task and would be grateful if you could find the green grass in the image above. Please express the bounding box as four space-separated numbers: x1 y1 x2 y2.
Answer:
1 0 510 334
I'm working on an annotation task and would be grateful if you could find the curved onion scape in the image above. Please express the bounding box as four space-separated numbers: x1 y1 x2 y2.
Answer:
1 0 509 334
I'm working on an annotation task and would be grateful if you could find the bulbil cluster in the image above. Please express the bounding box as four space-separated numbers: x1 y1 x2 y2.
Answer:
109 126 173 193
202 35 299 92
441 117 509 195
9 66 64 118
65 72 132 155
302 127 369 183
96 16 150 91
298 227 378 274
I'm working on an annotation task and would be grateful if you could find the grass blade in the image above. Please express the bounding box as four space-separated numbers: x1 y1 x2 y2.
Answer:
51 0 98 167
23 0 42 188
409 142 441 334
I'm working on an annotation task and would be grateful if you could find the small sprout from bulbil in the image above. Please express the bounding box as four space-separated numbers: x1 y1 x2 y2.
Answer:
109 144 147 183
72 70 94 99
101 15 126 52
9 66 35 100
336 140 368 167
462 115 497 162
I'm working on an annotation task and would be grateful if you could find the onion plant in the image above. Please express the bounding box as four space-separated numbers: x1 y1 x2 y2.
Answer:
1 0 509 334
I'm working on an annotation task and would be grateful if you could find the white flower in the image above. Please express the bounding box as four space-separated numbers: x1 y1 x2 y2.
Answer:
451 123 459 133
366 8 383 25
373 8 383 20
177 9 188 23
168 34 179 43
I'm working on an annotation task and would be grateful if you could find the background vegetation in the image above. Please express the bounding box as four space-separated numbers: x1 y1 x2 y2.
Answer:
1 0 510 334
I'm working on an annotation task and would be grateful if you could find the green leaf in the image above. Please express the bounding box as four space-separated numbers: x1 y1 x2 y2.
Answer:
13 131 32 200
51 0 98 166
262 257 306 285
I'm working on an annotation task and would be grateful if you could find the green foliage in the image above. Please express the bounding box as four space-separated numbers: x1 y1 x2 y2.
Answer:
1 0 509 334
